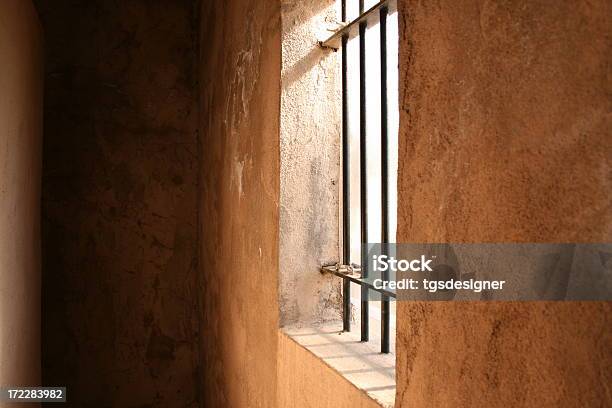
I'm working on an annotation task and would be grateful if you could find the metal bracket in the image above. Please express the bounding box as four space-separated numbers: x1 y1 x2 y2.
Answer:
322 262 362 276
319 0 390 50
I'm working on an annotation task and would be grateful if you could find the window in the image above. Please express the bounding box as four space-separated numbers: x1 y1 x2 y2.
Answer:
321 0 399 354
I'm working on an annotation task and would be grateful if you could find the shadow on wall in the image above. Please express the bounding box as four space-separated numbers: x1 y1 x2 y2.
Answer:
34 1 200 406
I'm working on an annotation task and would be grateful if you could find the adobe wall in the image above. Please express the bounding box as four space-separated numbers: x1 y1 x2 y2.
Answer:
395 1 611 406
198 0 281 405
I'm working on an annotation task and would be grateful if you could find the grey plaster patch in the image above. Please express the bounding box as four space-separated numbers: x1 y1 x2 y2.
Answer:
279 0 343 326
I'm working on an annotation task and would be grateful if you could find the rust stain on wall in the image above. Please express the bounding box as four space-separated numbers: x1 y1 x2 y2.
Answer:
35 1 201 406
395 0 611 406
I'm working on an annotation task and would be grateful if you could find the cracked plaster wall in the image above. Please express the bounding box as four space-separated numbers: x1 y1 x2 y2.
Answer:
280 0 343 326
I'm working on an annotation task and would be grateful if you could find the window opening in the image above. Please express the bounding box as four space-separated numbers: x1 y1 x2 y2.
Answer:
321 0 399 354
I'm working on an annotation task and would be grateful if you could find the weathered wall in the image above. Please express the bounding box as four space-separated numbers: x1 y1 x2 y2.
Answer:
395 1 611 407
198 0 281 406
0 0 43 393
35 1 200 406
280 0 342 326
199 1 390 405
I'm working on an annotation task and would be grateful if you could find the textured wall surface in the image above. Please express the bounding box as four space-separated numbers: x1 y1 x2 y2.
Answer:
0 0 43 392
395 0 611 406
199 1 391 406
35 1 200 406
29 0 612 406
280 0 342 326
198 0 281 406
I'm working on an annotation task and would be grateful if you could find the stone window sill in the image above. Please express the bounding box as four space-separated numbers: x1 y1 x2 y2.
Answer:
282 323 396 408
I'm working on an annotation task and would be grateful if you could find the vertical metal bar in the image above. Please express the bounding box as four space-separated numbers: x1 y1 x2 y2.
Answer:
341 0 351 333
379 5 390 354
359 0 369 343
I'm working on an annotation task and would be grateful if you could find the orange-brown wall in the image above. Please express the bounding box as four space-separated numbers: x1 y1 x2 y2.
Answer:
35 1 201 406
395 1 611 406
198 0 281 406
198 1 384 406
27 0 610 406
0 0 43 391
